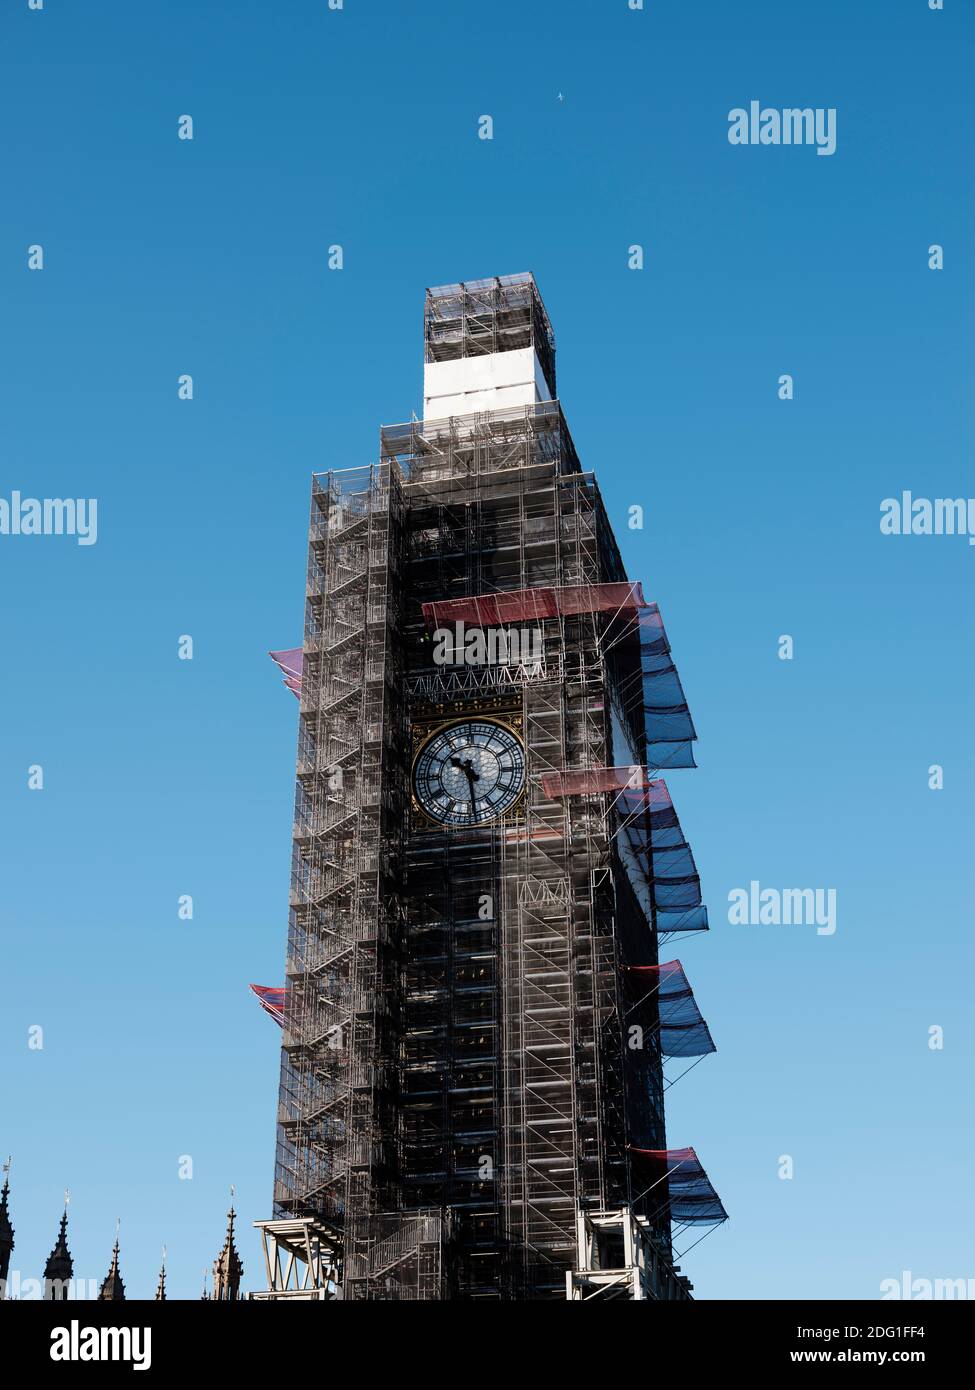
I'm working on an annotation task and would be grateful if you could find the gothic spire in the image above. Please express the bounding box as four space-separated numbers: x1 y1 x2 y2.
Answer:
155 1247 167 1301
0 1159 14 1295
97 1223 126 1301
43 1198 73 1300
212 1200 244 1301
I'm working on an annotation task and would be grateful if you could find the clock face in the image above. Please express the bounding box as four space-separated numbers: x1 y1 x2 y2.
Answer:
413 719 526 827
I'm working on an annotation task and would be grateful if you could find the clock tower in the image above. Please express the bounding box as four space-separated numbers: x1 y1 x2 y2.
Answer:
263 275 725 1300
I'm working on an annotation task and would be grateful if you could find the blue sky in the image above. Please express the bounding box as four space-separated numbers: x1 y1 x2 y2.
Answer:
2 0 972 1300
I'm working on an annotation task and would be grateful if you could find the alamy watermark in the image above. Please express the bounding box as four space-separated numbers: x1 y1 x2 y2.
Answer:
728 101 836 157
881 1270 975 1300
0 491 97 545
50 1320 151 1371
880 492 975 545
432 622 542 668
728 880 836 936
2 1269 100 1300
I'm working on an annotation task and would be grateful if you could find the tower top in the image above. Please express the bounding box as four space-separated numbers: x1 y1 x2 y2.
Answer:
212 1204 244 1300
44 1207 73 1298
0 1160 11 1225
0 1159 14 1283
98 1231 126 1301
422 273 556 421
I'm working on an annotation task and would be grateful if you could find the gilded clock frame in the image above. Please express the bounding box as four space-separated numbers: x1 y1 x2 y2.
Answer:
410 711 527 829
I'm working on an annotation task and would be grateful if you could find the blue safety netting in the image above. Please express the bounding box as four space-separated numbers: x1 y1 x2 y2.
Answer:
631 605 697 770
628 1146 728 1225
623 962 716 1058
618 780 709 939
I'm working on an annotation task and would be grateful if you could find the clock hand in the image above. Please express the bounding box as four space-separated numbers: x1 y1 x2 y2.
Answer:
450 755 480 801
462 760 480 805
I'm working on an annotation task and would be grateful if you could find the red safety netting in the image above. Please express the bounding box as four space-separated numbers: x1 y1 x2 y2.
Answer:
249 984 285 1026
421 581 646 630
503 825 563 845
269 648 302 698
420 588 695 769
622 961 715 1058
628 1146 728 1224
540 764 659 800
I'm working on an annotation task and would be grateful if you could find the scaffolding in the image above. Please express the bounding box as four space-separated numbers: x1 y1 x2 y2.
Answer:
274 463 407 1252
424 274 556 401
250 1218 340 1300
263 277 722 1300
566 1208 693 1301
